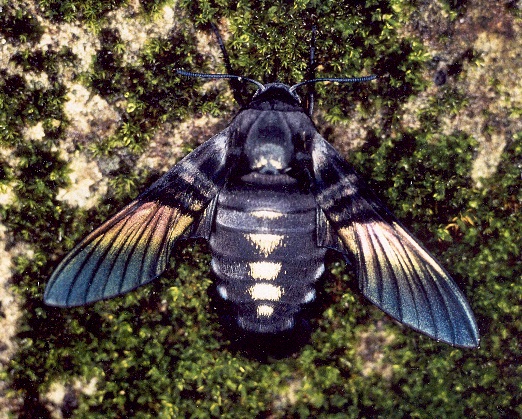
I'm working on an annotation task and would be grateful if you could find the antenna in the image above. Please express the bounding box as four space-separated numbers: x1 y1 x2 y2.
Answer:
290 75 378 93
176 70 265 91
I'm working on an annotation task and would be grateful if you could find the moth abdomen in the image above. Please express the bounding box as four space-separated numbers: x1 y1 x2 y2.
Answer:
209 172 326 333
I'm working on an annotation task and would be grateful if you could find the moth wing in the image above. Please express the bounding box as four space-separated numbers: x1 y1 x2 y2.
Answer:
44 129 232 307
310 134 479 347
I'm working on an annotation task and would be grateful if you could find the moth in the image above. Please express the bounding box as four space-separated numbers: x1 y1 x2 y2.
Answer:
45 30 479 348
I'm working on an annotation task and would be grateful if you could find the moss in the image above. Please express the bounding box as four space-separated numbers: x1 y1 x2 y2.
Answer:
139 0 173 16
1 0 521 417
38 0 129 27
0 5 44 44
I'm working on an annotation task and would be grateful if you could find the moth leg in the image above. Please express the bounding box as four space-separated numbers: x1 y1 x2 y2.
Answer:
210 22 244 106
305 24 317 115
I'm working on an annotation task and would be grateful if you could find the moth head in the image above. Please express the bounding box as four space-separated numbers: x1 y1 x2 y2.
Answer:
251 83 301 105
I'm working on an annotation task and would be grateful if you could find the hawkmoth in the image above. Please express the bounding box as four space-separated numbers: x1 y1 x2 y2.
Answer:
44 28 479 349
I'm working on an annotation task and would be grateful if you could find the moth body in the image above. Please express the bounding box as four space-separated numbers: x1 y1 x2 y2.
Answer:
202 86 327 332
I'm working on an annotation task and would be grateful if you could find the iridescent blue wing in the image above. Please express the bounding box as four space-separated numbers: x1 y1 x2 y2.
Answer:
311 134 479 347
44 129 231 307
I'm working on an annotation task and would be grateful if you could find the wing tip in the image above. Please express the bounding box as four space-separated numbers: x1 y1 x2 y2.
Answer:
418 319 480 348
43 287 62 307
449 326 480 349
437 335 480 349
363 293 481 348
43 290 79 308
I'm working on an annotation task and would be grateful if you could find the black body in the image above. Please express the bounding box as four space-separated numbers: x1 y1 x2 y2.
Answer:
44 83 480 348
204 87 325 333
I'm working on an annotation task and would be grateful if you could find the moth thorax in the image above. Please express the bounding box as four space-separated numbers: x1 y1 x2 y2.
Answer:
244 120 294 174
247 142 291 174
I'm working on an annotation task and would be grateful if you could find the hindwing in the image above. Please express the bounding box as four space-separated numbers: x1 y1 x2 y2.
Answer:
310 134 479 347
44 129 232 307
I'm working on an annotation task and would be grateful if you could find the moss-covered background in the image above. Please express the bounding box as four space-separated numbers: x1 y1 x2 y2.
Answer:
1 0 521 417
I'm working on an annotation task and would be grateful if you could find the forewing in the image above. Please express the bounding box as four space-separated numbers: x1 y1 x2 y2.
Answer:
45 129 232 307
311 134 479 347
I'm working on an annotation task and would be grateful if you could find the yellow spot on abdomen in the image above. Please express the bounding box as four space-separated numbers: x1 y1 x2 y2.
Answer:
257 304 274 317
249 283 283 301
250 210 283 219
246 233 284 256
249 261 282 280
